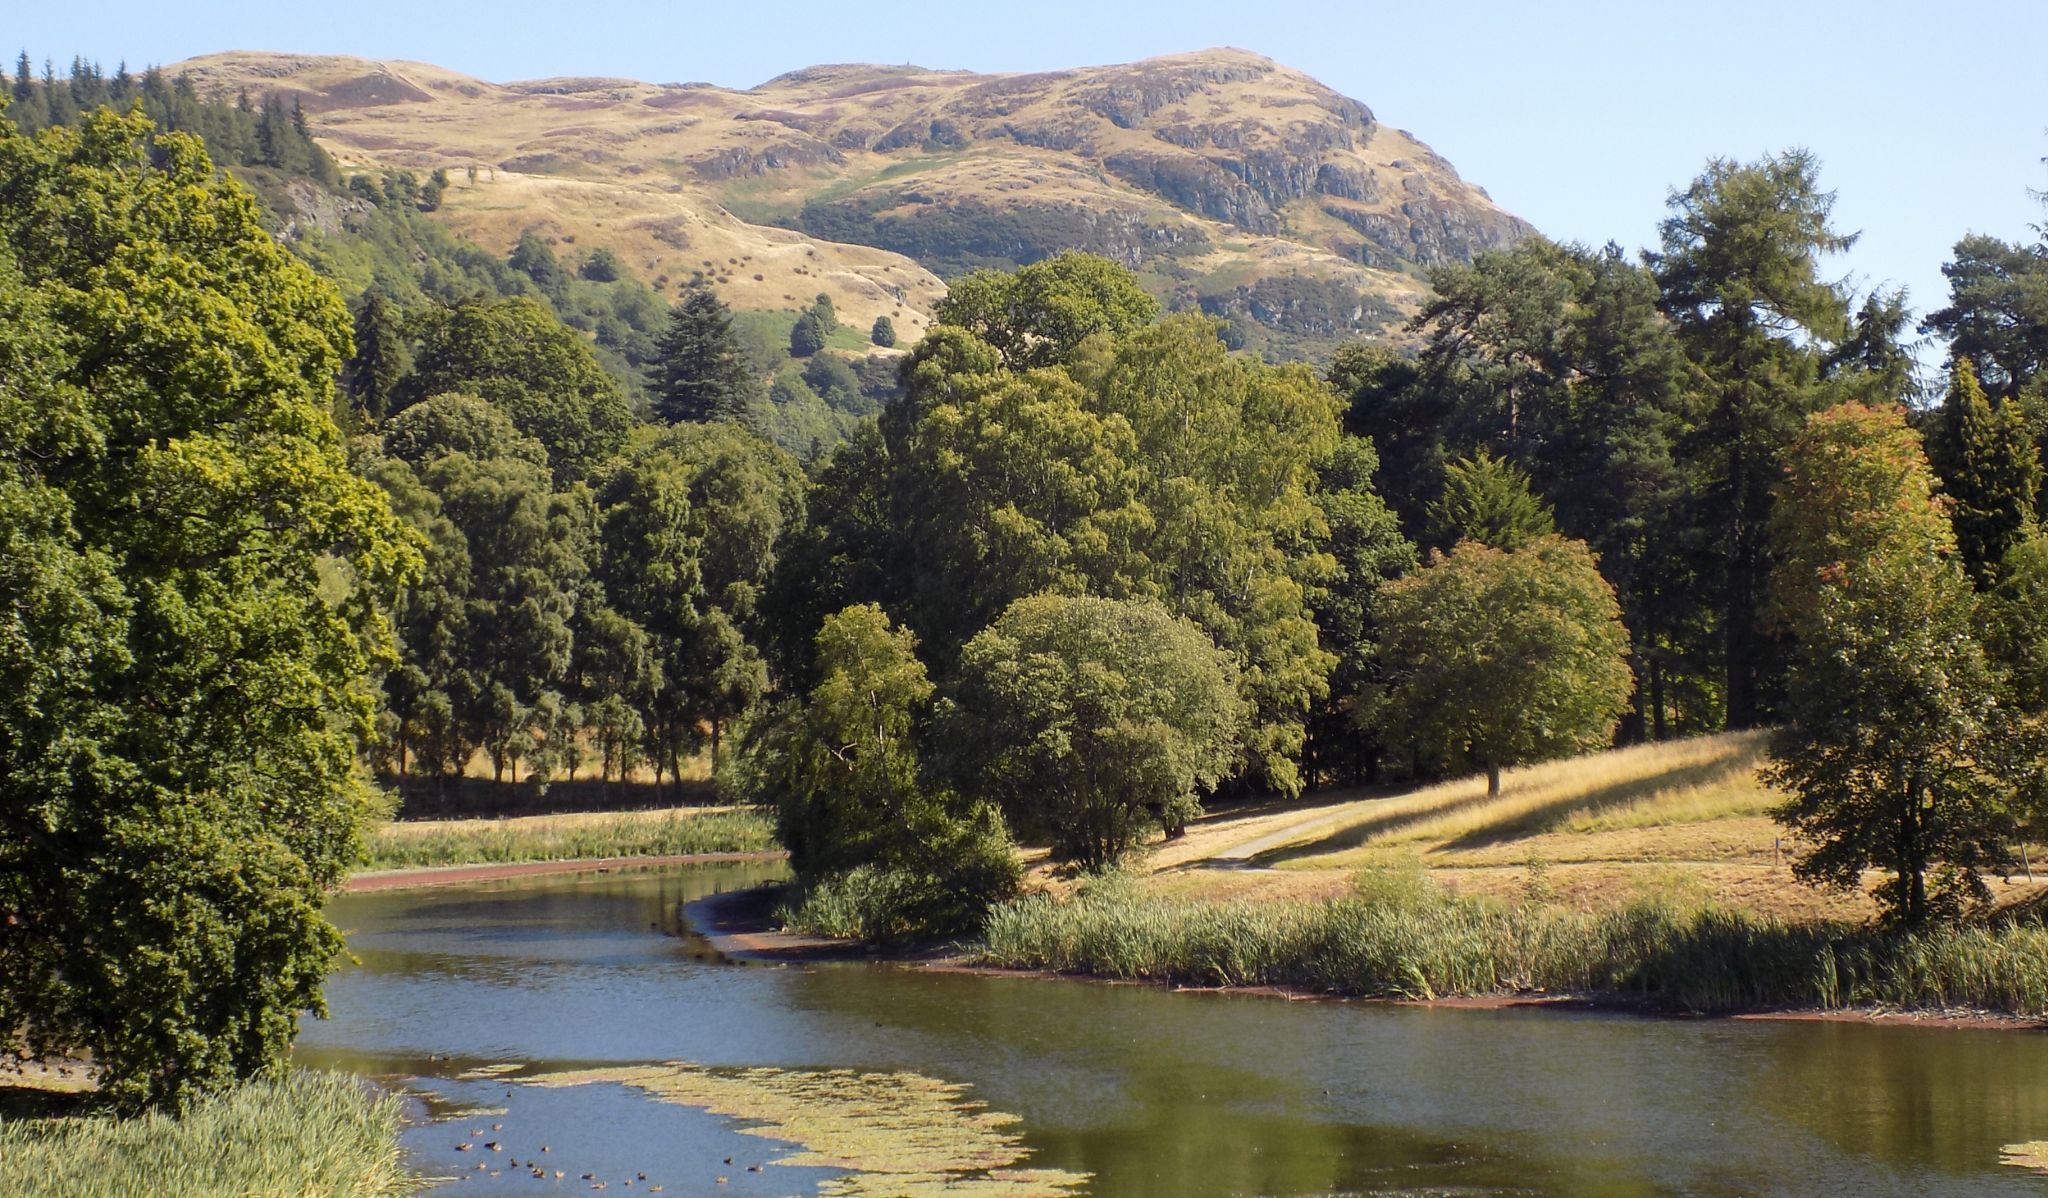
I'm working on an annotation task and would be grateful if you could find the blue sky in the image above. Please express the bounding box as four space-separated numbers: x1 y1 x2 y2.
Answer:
18 1 2046 349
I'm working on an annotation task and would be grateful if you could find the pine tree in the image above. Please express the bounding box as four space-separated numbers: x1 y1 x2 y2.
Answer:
650 286 760 423
789 309 828 357
341 290 412 422
1426 450 1557 551
1934 359 2042 589
870 315 897 348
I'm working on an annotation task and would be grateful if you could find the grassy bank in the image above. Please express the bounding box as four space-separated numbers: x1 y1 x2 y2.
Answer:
981 871 2048 1016
0 1070 422 1198
361 806 777 871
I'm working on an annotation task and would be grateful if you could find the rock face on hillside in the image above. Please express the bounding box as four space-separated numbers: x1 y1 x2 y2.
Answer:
172 48 1534 355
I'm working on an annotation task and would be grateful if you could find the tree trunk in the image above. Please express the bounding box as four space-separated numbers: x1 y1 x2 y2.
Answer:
1486 764 1501 797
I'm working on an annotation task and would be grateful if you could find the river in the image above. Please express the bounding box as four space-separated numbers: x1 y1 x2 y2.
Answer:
296 864 2048 1197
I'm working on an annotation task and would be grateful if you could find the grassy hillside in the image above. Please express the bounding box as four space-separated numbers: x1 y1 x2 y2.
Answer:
165 48 1535 361
1131 733 2048 925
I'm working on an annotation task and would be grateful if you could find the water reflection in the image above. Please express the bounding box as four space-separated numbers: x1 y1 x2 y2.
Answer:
299 867 2048 1197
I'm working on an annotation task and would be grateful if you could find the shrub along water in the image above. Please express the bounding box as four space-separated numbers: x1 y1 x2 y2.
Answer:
360 808 777 870
979 871 2048 1015
0 1070 421 1198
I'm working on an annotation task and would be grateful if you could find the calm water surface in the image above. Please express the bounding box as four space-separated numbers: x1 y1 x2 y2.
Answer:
298 865 2048 1197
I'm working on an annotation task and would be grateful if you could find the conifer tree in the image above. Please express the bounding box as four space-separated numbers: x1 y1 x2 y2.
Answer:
1934 359 2041 589
341 290 411 422
650 286 760 424
1426 450 1557 551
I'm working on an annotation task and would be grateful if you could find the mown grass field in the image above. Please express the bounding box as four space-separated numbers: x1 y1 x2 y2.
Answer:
1135 732 2048 925
360 805 777 871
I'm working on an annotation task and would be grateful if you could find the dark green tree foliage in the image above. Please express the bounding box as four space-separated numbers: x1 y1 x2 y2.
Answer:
651 286 761 424
809 292 837 333
1929 359 2041 589
934 251 1161 370
508 230 568 303
731 604 1018 937
0 111 416 1109
595 422 805 780
871 315 897 347
1425 450 1556 551
1650 151 1857 728
340 289 410 422
789 308 829 357
580 246 622 282
398 297 633 481
1371 537 1635 796
1924 233 2048 398
1 57 341 187
380 392 549 471
1300 435 1416 786
1767 403 2016 926
944 595 1247 870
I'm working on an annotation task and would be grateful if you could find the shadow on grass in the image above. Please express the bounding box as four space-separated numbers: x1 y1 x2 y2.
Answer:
1247 785 1506 867
1249 753 1756 867
1434 757 1756 854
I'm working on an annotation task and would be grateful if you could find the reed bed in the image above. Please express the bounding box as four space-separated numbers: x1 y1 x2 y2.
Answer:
360 807 776 870
0 1070 421 1198
979 871 2048 1016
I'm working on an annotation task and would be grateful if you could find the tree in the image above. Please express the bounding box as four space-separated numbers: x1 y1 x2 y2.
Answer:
508 229 567 302
1650 150 1858 727
870 315 897 348
1425 450 1556 551
934 251 1160 370
398 297 633 482
789 308 828 358
650 286 760 424
809 292 837 333
945 595 1247 870
730 604 1017 936
1923 233 2048 398
340 289 411 423
0 111 418 1109
1767 403 2015 926
1301 435 1416 786
1370 537 1634 796
1929 359 2041 589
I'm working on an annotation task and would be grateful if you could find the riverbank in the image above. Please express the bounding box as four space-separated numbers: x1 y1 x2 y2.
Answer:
0 1071 423 1198
349 850 788 892
686 882 2048 1031
359 805 776 872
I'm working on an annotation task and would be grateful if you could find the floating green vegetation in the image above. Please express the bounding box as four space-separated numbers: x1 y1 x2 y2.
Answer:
525 1063 1089 1197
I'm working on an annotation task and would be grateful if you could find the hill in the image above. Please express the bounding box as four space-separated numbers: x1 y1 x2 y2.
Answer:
168 48 1535 358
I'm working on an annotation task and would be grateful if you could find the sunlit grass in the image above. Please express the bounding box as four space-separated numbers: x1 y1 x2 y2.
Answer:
1265 732 1774 869
0 1071 422 1198
360 806 777 870
983 868 2048 1016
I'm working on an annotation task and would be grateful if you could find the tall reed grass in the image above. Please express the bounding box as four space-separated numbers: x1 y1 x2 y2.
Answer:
979 870 2048 1015
360 808 777 870
0 1070 421 1198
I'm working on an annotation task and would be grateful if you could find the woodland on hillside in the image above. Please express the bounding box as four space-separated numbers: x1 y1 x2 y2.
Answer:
6 57 2048 1105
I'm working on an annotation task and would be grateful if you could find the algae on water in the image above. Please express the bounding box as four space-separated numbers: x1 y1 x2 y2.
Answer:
525 1063 1089 1197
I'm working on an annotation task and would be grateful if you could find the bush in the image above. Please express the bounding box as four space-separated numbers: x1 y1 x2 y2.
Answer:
871 315 897 347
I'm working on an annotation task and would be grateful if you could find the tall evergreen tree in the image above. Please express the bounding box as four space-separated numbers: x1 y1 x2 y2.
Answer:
650 286 760 424
1426 450 1556 551
341 290 411 423
1931 359 2041 589
1651 150 1856 727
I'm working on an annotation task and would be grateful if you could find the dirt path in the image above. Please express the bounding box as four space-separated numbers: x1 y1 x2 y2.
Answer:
346 850 787 892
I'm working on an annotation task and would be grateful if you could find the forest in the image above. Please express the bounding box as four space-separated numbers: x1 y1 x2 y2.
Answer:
5 56 2048 1110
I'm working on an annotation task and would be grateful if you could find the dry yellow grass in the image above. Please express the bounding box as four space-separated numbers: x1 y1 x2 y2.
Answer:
1123 732 2048 926
168 48 1509 338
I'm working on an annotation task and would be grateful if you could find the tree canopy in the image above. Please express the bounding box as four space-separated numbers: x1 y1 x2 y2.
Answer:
0 110 417 1109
